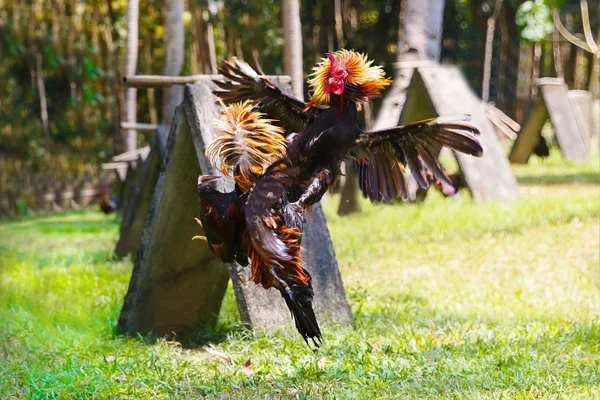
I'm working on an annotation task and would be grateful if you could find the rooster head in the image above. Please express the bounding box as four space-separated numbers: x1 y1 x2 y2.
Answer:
307 49 392 108
324 51 348 96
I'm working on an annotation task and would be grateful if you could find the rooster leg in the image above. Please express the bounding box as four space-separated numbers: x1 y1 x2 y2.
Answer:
295 167 333 209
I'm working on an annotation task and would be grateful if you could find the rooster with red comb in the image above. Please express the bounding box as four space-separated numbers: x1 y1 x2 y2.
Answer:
196 50 484 346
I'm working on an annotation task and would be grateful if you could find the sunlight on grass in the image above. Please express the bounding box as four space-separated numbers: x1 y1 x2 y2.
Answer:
0 159 599 398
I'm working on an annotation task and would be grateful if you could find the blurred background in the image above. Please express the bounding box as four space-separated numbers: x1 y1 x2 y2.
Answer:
0 0 598 213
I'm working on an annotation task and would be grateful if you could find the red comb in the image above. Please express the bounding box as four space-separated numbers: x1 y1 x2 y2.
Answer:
326 51 336 68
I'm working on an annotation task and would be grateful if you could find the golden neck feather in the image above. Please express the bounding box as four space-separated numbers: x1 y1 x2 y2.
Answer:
307 49 392 108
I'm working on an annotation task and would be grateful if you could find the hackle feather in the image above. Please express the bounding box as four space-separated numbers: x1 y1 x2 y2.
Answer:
208 101 287 191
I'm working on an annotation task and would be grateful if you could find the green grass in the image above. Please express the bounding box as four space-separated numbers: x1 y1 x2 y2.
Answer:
1 151 599 399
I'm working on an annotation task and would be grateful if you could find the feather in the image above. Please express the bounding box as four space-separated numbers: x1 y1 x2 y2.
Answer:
400 145 429 190
212 57 312 134
207 101 287 191
307 49 392 108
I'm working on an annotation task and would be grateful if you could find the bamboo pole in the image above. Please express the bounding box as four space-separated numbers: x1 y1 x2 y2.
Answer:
122 74 291 88
119 122 164 131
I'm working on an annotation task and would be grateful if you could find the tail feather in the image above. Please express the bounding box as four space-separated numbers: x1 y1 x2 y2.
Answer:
279 278 322 347
268 223 317 345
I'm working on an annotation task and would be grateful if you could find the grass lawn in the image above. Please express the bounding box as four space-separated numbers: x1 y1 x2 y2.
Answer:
1 151 599 399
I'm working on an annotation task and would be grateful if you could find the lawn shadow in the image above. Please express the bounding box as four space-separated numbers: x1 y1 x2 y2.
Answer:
516 172 600 186
113 284 249 349
112 321 248 349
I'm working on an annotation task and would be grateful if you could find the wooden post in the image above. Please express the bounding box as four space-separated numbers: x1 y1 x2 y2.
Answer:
401 65 520 201
115 129 168 258
567 90 593 151
118 81 351 337
508 98 548 164
510 79 590 163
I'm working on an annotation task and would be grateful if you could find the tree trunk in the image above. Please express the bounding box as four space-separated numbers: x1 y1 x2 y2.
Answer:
496 7 508 107
334 0 345 48
531 43 542 97
104 0 124 153
337 161 361 216
0 38 4 112
282 0 304 99
481 0 503 103
552 23 564 78
502 3 520 119
162 0 185 126
144 38 158 125
188 0 209 74
588 27 599 98
125 0 140 152
206 22 218 74
35 51 51 156
373 0 445 130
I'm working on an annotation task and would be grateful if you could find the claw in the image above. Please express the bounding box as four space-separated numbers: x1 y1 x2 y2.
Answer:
194 217 203 227
192 235 207 241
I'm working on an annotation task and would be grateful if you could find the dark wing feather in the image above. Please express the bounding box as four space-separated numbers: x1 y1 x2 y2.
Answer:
245 159 301 264
351 115 483 202
197 176 244 264
213 58 318 134
244 159 322 345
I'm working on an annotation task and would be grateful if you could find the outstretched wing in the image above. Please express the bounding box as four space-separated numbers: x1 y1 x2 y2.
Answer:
213 57 317 134
351 116 483 202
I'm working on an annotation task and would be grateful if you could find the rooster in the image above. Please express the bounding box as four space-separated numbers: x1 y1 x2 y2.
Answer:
199 50 484 345
196 102 321 344
99 188 117 214
214 50 483 205
534 136 550 160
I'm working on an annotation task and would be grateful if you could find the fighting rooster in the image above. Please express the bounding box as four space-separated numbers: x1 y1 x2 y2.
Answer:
197 101 321 345
199 50 484 345
214 50 483 205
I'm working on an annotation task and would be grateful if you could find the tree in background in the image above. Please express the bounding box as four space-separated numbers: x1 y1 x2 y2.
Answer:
124 0 140 152
282 0 304 99
374 0 446 131
0 0 596 184
162 0 185 126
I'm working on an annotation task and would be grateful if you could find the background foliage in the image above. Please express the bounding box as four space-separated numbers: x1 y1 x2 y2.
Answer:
0 0 597 172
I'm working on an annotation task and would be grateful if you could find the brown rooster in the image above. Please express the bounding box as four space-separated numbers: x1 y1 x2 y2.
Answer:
196 102 321 344
99 188 117 214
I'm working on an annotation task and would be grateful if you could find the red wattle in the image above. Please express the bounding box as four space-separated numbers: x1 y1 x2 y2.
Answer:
330 79 344 95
